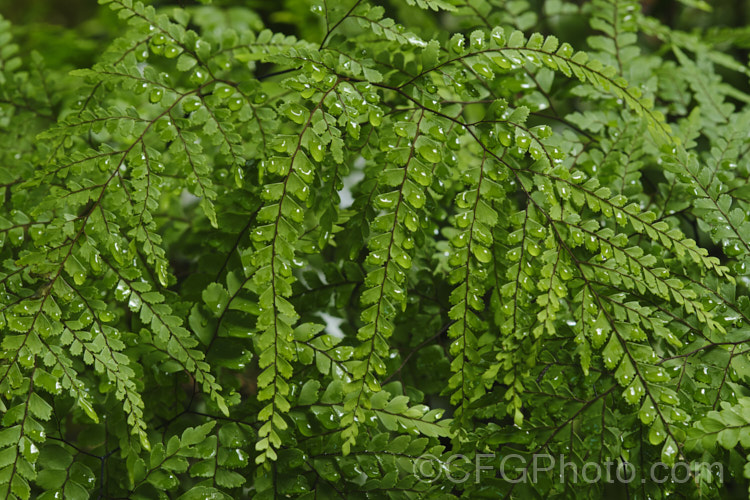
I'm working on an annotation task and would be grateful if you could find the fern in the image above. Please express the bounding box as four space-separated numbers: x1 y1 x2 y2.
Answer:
3 0 750 498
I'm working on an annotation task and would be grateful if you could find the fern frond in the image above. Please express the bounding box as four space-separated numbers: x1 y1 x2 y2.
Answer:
588 0 641 75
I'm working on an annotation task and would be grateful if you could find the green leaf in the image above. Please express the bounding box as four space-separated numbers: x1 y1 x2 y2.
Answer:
1 2 748 496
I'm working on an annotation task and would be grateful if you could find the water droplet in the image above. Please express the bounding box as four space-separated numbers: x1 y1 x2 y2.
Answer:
300 83 315 99
273 136 292 153
639 402 656 424
156 262 169 287
296 163 314 183
451 35 465 53
309 63 326 82
99 310 115 323
215 86 234 99
393 250 412 269
151 34 167 46
347 120 360 138
73 271 86 286
182 96 202 112
285 103 308 124
228 97 244 111
406 190 425 209
308 136 324 162
115 281 130 301
164 45 180 59
128 293 142 311
473 246 492 263
418 144 441 163
369 108 383 126
472 62 493 79
498 130 512 147
190 69 207 85
149 88 163 103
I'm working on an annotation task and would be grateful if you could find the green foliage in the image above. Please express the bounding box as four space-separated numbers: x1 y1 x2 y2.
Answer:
2 0 750 498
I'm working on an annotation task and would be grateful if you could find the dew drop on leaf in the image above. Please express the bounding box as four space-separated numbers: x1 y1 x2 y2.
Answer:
115 281 130 301
99 310 115 323
215 85 234 99
286 103 308 124
472 62 494 79
369 108 383 126
149 88 164 104
164 45 180 59
128 293 142 311
639 401 656 424
308 137 324 162
183 96 202 112
417 144 441 163
73 271 86 286
473 246 492 263
227 97 244 111
393 250 412 269
515 135 531 149
151 34 167 46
